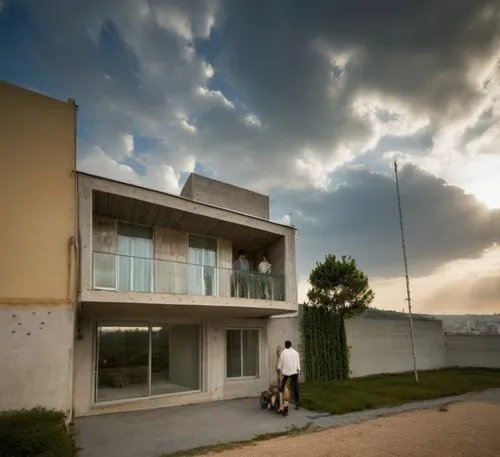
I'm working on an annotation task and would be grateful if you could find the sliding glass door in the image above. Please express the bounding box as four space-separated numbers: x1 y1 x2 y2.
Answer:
94 323 149 402
188 235 217 296
117 223 154 292
94 321 201 403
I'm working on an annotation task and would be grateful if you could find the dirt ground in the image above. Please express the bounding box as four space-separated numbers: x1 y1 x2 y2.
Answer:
203 402 500 457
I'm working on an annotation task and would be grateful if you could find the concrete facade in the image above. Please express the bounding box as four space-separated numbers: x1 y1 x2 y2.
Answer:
74 161 297 416
0 82 77 414
180 173 270 220
78 173 297 311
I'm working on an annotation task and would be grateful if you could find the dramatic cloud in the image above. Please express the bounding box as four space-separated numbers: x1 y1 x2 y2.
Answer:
3 0 500 313
213 0 500 186
281 164 500 279
14 0 499 194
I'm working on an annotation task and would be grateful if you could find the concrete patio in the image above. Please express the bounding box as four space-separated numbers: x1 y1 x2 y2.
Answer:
75 389 500 457
76 397 319 457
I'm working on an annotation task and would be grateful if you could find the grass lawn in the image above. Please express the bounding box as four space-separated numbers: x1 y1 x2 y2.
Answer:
300 368 500 414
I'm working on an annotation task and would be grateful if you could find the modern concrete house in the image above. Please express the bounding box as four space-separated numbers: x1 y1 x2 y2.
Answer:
0 82 298 419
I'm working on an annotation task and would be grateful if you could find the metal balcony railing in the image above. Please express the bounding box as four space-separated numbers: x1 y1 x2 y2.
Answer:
92 251 285 301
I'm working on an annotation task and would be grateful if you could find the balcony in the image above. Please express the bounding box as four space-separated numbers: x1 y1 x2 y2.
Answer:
78 173 298 316
92 251 285 302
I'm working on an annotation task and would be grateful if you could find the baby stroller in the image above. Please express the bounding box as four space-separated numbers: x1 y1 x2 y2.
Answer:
259 345 290 416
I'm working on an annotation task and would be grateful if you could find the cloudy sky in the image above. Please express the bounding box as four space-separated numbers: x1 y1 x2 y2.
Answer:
2 0 499 314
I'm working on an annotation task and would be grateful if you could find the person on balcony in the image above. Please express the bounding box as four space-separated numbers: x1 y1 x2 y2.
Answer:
258 253 272 299
232 249 250 297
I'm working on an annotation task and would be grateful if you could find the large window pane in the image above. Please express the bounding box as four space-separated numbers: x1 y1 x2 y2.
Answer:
242 329 259 377
95 323 149 402
151 324 200 395
95 321 202 403
226 329 242 378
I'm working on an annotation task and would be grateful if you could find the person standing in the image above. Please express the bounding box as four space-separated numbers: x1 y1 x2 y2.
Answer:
257 253 272 299
232 249 250 297
277 340 301 409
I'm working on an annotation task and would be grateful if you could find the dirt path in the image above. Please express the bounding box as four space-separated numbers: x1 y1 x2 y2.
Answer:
203 402 500 457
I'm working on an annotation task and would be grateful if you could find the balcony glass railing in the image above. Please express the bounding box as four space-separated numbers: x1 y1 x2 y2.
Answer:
92 251 285 301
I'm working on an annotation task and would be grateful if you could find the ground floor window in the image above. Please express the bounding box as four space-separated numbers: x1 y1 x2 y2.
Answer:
94 322 201 403
226 329 259 378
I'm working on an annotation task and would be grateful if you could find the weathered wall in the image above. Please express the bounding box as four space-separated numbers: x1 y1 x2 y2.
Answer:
169 324 200 390
346 317 446 377
180 173 270 220
445 335 500 368
0 306 75 412
0 82 76 413
155 227 188 294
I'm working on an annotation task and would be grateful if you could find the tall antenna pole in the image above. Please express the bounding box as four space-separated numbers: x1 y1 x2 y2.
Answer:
394 160 419 383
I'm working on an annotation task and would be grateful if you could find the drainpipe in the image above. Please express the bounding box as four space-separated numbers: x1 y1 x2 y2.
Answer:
68 99 80 426
68 236 79 426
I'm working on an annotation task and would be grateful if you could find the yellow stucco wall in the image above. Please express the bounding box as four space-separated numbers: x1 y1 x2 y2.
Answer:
0 82 77 304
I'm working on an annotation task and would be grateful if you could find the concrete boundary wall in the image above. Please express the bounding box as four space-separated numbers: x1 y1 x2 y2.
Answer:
267 315 500 379
346 317 446 377
445 335 500 369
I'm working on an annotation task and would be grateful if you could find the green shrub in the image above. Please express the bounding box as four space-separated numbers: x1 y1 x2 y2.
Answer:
0 407 78 457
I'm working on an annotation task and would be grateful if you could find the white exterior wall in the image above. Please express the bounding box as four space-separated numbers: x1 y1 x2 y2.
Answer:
445 335 500 368
0 305 74 412
73 316 269 417
346 317 446 377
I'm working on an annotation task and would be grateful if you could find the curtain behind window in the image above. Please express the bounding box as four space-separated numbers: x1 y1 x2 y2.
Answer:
117 223 153 292
188 235 217 296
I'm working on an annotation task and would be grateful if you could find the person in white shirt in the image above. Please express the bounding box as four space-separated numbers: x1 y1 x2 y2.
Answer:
257 253 272 299
277 340 301 409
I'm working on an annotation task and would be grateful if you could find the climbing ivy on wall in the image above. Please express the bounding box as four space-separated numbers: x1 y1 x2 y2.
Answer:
299 304 349 382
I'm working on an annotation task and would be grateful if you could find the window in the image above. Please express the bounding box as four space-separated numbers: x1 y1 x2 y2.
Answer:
226 329 259 378
95 322 201 403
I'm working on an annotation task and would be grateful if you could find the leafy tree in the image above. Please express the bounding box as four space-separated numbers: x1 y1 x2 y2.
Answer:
307 254 374 317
